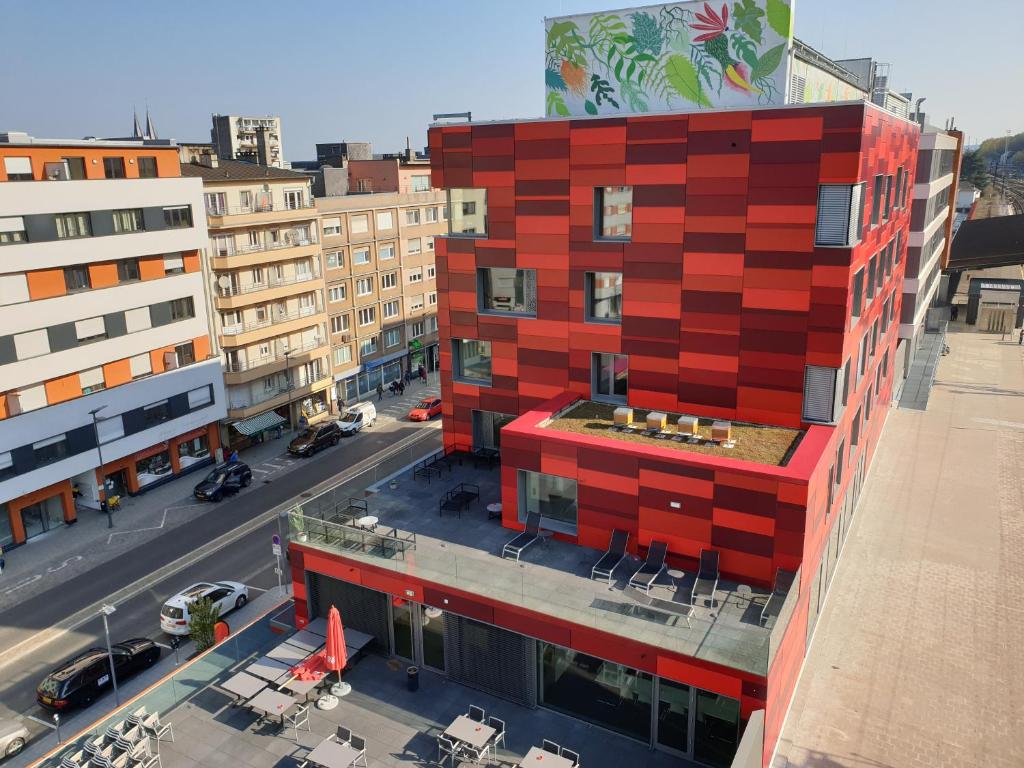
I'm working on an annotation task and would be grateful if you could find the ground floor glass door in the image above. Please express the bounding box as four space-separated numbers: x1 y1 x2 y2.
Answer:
21 495 65 540
654 678 692 758
390 598 415 661
388 600 446 673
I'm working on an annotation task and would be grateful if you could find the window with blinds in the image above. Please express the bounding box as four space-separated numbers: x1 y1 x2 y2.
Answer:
815 184 863 246
802 365 843 424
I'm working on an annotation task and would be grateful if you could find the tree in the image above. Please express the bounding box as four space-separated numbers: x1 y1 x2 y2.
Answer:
960 151 987 189
188 596 220 652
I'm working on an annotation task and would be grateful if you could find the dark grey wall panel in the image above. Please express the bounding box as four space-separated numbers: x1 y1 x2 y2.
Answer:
23 214 57 243
47 323 78 352
104 312 127 339
90 211 114 238
142 206 167 232
66 425 96 455
0 335 15 365
11 445 35 474
168 393 190 419
149 302 172 327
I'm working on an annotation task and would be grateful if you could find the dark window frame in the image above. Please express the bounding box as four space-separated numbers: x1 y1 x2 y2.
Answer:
593 186 633 242
103 157 126 179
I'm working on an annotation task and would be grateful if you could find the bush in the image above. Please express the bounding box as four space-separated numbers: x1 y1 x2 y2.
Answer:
188 596 221 652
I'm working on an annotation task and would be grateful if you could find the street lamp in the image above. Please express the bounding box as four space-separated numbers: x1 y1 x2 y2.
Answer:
89 406 113 529
99 604 120 706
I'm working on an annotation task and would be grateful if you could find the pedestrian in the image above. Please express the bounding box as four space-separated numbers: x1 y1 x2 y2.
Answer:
229 449 239 463
418 364 427 383
377 382 384 400
1018 328 1023 346
398 380 405 396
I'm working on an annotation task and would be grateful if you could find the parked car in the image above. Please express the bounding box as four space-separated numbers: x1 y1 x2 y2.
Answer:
159 581 249 636
0 719 28 758
408 398 442 421
193 462 251 502
36 639 160 712
337 402 376 435
288 421 341 457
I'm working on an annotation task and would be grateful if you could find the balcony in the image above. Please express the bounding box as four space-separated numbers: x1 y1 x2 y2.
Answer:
226 373 333 420
206 201 316 228
224 339 330 385
219 306 325 348
211 237 319 270
214 269 323 310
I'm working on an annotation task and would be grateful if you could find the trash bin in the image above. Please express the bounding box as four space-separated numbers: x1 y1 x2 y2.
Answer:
407 665 419 692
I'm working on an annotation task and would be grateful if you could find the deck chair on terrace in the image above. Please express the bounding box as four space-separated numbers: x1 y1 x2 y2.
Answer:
690 549 720 608
591 529 629 582
501 512 542 562
628 540 667 594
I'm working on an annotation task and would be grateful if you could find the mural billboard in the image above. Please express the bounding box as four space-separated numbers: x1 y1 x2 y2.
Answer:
545 0 795 117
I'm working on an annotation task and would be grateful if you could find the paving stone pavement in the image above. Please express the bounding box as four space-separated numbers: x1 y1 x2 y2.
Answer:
772 329 1024 768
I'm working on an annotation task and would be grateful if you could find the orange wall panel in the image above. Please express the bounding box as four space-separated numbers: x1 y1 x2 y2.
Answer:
103 358 132 387
44 373 82 405
89 262 119 289
139 256 165 280
27 269 66 300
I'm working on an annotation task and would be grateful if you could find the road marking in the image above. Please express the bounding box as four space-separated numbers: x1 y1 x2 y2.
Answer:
262 462 286 470
252 468 271 475
247 586 269 593
105 503 205 544
1 574 41 596
26 715 56 730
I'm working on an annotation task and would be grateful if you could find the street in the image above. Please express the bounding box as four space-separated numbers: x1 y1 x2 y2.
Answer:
0 412 442 745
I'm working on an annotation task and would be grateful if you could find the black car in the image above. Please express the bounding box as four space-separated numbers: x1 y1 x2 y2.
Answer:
193 461 252 502
288 421 341 457
37 639 161 712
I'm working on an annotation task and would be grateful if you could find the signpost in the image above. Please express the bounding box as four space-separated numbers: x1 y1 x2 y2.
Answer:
272 534 283 594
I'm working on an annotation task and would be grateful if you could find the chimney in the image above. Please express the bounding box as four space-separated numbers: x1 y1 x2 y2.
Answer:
198 151 218 169
405 136 412 162
256 126 273 167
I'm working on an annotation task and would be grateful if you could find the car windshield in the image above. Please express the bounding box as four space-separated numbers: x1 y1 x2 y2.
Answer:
38 676 63 696
340 412 360 423
204 470 226 484
298 428 317 438
417 400 434 408
161 605 184 619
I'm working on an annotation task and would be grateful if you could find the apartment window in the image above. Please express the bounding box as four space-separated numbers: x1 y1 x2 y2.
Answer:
447 189 487 237
379 243 395 260
138 156 157 178
326 251 343 269
835 440 845 486
841 358 851 406
333 346 352 366
427 265 436 279
130 352 152 379
381 272 398 290
802 365 843 423
163 255 185 274
877 251 886 291
595 186 633 240
356 277 374 296
33 435 68 466
901 173 910 212
176 341 196 366
870 319 879 356
409 294 424 312
284 189 305 210
858 333 868 381
519 471 578 533
871 175 884 226
442 206 449 220
360 337 378 356
383 299 400 319
350 214 369 234
143 400 170 428
384 328 401 348
169 296 195 320
163 206 193 228
14 329 49 359
851 408 861 448
406 209 421 226
55 212 92 239
111 208 144 234
408 268 423 284
452 339 492 383
851 268 865 323
883 175 893 220
3 156 33 180
330 315 348 334
592 352 628 403
881 297 890 332
815 184 864 246
76 367 105 396
74 316 106 342
478 267 536 316
328 285 346 303
62 157 86 180
377 211 394 230
426 235 434 251
425 207 438 223
407 237 422 254
64 266 92 292
411 320 425 338
322 217 342 236
428 316 438 333
586 272 623 323
358 307 375 326
411 175 431 192
894 167 904 209
867 256 877 300
353 248 371 265
103 157 126 179
895 230 902 265
428 291 437 306
0 216 27 245
204 192 226 216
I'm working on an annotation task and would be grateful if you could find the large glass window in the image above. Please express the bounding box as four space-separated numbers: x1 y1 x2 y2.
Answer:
447 189 487 237
657 679 691 755
592 352 628 403
539 643 651 741
594 186 632 240
55 212 92 239
163 206 192 228
138 156 157 178
33 435 68 466
136 450 172 487
478 267 536 316
177 435 210 467
693 690 741 767
519 470 577 533
103 157 126 179
586 272 623 323
452 339 491 384
112 208 144 233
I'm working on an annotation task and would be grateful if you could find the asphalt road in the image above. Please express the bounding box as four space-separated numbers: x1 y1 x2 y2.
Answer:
0 420 441 735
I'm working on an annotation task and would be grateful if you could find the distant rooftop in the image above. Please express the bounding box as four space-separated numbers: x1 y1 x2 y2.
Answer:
180 158 311 181
0 131 175 148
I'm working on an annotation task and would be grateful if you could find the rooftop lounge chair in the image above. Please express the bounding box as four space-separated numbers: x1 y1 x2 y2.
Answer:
759 568 796 627
628 540 668 594
690 549 720 608
590 529 629 582
501 512 541 562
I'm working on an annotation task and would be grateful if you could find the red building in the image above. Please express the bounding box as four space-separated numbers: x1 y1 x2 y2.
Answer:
290 101 918 768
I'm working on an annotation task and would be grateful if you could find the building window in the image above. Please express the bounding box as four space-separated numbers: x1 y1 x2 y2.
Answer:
878 249 887 290
74 316 106 342
163 206 193 228
379 243 395 260
55 212 92 239
326 251 343 269
408 294 424 312
284 189 305 210
883 175 893 220
478 267 536 316
376 211 394 230
204 192 226 216
586 272 623 323
103 157 126 179
858 333 868 381
333 346 352 366
851 268 865 323
330 315 348 334
882 349 889 378
867 256 877 300
3 156 33 180
169 296 195 321
0 216 27 245
592 352 628 403
163 255 184 274
130 353 152 379
143 400 171 428
425 206 438 223
381 272 398 290
453 339 491 384
176 341 196 366
894 167 904 209
408 268 423 284
384 328 401 348
426 235 434 251
802 365 843 424
80 366 105 395
407 237 422 254
360 337 378 356
406 209 421 226
851 408 861 449
595 186 633 240
63 157 86 180
427 265 436 279
322 217 342 236
33 434 68 466
358 307 376 326
411 175 431 192
328 285 346 303
835 439 845 486
447 189 487 237
350 214 369 235
428 291 437 306
871 175 884 227
428 316 438 333
353 248 371 265
520 471 578 533
870 319 879 356
138 156 157 178
815 184 864 246
409 320 425 338
111 206 145 234
383 299 400 319
64 266 92 292
356 277 374 296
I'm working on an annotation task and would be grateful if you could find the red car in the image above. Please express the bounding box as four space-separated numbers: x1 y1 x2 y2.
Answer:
408 398 442 421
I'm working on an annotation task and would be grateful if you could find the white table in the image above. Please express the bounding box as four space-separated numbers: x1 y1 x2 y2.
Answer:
519 747 574 768
286 629 326 654
305 617 328 637
344 627 374 652
267 641 309 664
246 656 292 683
247 688 296 725
355 515 379 530
306 738 361 768
444 715 495 750
279 674 323 699
486 502 502 514
220 671 266 702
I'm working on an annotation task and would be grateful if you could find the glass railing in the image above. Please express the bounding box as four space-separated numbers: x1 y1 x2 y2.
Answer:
218 270 321 297
220 304 323 335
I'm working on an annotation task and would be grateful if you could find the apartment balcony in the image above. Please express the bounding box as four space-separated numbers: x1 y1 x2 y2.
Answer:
226 374 333 420
214 269 323 310
224 339 330 385
219 306 325 348
211 238 319 270
206 201 317 229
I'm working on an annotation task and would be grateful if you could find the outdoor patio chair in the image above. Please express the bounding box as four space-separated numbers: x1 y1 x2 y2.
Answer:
467 704 486 722
628 540 668 594
542 739 561 754
561 747 581 767
458 742 491 765
436 734 459 767
590 528 629 582
83 734 106 757
487 716 506 749
349 734 368 768
60 749 87 768
332 725 352 745
141 712 174 746
690 548 720 608
125 706 147 727
284 704 310 742
759 568 796 627
501 511 542 562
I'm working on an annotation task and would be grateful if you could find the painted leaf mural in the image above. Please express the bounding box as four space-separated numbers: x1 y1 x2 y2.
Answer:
544 0 794 117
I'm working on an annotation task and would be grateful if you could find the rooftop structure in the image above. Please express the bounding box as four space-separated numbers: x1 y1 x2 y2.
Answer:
211 114 285 169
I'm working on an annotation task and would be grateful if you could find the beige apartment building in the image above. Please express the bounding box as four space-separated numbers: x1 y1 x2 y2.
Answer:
181 158 333 445
317 189 444 403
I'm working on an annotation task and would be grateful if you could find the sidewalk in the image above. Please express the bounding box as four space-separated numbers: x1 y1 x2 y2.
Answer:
772 329 1024 768
0 383 438 611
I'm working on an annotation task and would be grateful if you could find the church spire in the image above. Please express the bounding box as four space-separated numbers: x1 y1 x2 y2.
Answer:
132 107 143 139
144 107 157 140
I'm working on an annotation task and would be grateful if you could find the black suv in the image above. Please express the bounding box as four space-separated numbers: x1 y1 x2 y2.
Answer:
37 639 160 712
288 422 341 457
193 461 252 502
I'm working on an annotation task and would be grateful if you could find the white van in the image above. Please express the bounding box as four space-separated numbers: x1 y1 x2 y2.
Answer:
337 401 376 435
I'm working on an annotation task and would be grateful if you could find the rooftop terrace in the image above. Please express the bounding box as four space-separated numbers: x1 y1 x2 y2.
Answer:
291 461 797 678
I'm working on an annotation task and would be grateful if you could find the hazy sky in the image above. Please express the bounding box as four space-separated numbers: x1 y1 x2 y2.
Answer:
3 0 1019 158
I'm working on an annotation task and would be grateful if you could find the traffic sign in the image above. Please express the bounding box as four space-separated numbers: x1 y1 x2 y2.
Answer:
272 534 281 546
272 543 282 557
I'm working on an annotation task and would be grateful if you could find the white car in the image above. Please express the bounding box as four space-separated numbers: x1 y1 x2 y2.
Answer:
159 581 248 636
0 719 28 759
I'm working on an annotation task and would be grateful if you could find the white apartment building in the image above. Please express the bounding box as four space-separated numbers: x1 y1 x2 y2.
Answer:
211 115 286 169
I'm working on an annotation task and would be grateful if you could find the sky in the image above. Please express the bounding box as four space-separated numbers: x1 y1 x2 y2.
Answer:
2 0 1021 159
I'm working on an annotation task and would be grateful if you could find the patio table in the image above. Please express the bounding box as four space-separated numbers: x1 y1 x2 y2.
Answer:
220 671 266 703
267 641 310 664
246 656 292 683
345 627 374 653
305 617 328 637
279 674 323 700
287 629 326 654
306 738 361 768
444 714 495 750
247 688 297 726
519 747 574 767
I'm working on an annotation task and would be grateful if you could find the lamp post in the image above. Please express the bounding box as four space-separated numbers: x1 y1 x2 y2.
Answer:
99 604 120 705
283 349 294 430
89 406 113 529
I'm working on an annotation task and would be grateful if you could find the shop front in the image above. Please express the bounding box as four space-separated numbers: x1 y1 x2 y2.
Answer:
94 423 220 499
2 480 76 547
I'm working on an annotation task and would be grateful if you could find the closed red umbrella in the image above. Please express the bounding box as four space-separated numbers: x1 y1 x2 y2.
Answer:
324 605 348 691
288 652 328 681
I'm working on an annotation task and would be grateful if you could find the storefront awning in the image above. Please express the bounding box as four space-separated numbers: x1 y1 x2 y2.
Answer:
232 410 287 436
